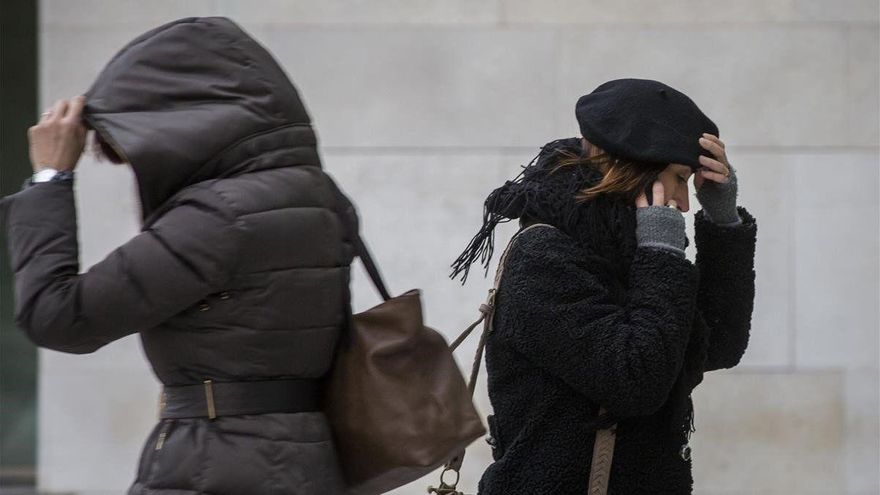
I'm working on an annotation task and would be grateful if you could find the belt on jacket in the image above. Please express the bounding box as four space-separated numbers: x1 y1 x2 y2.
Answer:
159 378 321 419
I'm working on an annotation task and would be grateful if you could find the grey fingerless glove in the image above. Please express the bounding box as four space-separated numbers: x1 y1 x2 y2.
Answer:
635 205 687 258
696 163 742 227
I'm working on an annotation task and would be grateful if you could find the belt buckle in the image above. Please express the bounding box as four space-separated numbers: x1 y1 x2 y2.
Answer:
203 379 217 420
158 390 167 418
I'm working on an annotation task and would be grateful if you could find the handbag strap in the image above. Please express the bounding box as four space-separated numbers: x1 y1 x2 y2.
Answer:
446 222 617 495
354 234 392 302
449 222 555 376
444 222 555 472
587 414 616 494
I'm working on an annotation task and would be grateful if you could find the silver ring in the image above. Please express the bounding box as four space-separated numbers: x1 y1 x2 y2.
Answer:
41 111 52 117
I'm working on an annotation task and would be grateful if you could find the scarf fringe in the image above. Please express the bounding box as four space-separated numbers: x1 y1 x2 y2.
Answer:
450 138 601 284
449 151 538 284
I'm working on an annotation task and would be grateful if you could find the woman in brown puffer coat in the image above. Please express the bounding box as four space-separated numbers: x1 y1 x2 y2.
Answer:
2 16 355 495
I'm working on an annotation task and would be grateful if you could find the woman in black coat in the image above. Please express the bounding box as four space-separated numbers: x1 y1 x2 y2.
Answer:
2 17 356 494
452 79 757 494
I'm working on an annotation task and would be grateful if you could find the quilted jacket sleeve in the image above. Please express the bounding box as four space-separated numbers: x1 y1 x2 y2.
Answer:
2 180 242 354
493 226 701 417
694 205 758 371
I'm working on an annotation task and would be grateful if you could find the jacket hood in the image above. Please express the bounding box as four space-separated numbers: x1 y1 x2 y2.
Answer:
83 16 318 223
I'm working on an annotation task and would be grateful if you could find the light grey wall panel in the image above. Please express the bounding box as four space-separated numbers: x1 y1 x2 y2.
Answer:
556 26 860 148
260 28 561 148
217 0 500 25
502 0 879 24
792 152 879 369
691 370 846 493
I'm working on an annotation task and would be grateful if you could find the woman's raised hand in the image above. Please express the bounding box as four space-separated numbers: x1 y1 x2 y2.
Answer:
694 133 731 189
634 180 687 258
694 133 741 225
28 95 88 173
635 180 678 210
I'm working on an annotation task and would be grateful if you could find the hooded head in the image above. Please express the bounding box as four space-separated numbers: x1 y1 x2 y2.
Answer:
83 16 317 223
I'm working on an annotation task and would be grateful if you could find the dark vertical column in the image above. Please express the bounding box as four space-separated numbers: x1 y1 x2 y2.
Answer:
0 0 38 487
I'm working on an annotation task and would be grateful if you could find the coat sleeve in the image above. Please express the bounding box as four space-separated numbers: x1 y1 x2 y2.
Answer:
493 227 701 417
694 205 758 371
3 179 242 354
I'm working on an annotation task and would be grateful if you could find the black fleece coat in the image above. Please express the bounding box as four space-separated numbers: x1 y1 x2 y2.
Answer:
2 17 355 494
476 144 758 494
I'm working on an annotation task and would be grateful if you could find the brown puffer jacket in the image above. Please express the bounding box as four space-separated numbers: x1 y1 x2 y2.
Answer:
2 16 355 494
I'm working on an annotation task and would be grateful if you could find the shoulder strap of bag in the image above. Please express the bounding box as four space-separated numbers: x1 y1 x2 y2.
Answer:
445 222 617 495
448 222 554 353
443 222 554 475
354 234 392 302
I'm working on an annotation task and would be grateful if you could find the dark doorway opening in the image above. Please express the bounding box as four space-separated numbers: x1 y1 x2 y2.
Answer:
0 0 39 488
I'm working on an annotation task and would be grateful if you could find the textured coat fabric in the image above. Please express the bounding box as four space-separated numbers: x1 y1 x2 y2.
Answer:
476 148 758 493
2 17 355 494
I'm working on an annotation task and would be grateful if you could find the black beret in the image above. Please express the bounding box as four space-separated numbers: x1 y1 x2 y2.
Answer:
576 78 719 171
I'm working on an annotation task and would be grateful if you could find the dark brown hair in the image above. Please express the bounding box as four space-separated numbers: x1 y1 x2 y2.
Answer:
90 129 126 164
553 141 667 205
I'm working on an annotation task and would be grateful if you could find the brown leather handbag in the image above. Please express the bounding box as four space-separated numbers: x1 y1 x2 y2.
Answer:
323 234 487 495
428 223 618 495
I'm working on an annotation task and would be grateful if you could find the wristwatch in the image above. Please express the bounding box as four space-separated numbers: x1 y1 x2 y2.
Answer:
24 167 74 188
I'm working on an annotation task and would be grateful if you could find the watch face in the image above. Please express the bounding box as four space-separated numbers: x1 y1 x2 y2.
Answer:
28 169 73 186
33 168 60 182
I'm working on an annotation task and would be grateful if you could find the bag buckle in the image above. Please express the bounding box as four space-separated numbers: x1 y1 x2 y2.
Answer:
680 443 692 461
158 390 167 418
427 467 470 495
203 379 217 420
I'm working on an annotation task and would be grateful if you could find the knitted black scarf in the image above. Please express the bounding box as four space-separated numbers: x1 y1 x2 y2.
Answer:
451 137 697 441
450 137 640 285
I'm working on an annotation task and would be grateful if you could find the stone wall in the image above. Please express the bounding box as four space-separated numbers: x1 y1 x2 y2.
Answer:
34 1 879 493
